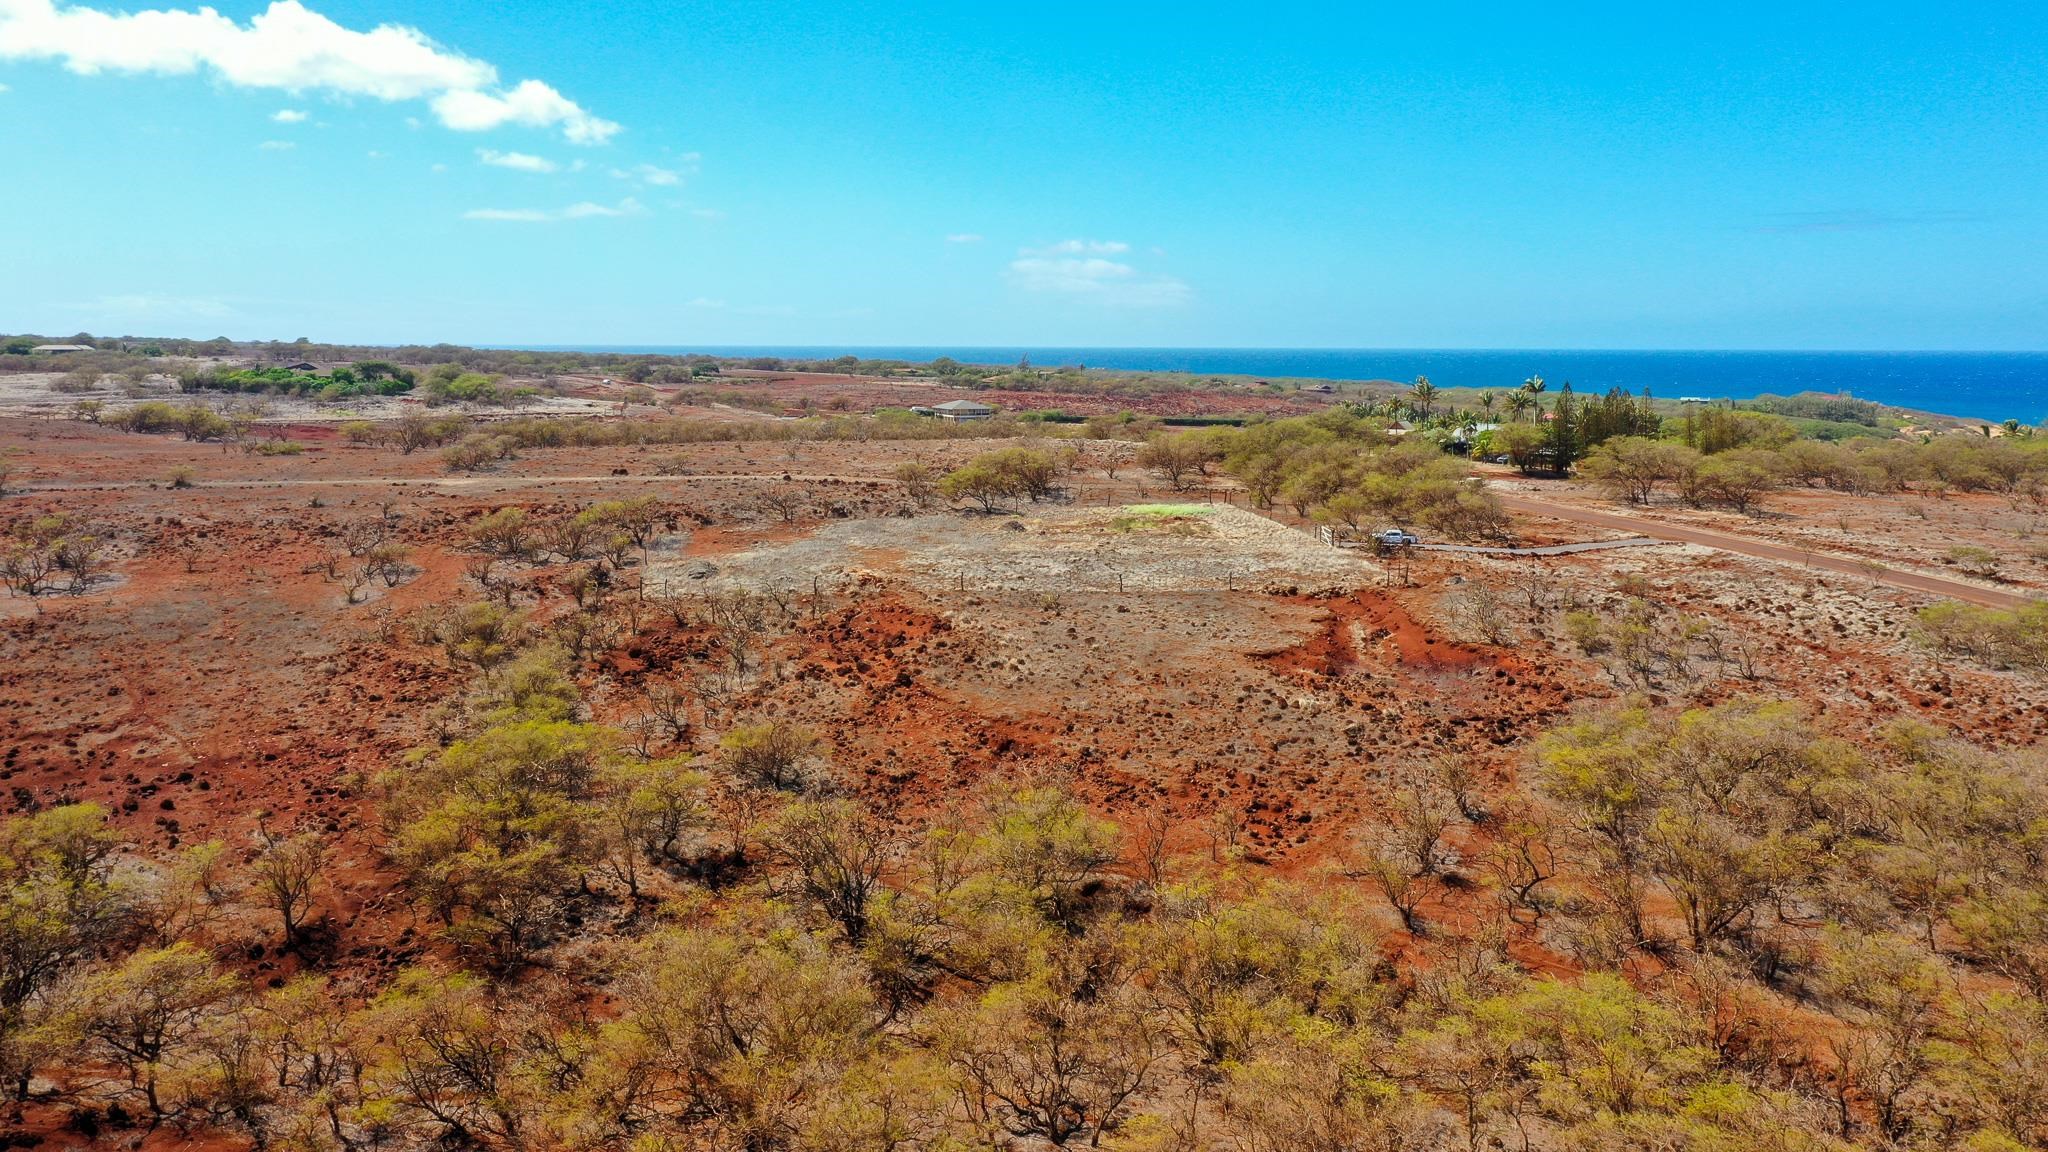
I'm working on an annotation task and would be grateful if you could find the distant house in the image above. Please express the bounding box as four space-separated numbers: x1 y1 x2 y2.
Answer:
281 360 319 372
1302 382 1335 394
926 399 996 421
30 344 94 355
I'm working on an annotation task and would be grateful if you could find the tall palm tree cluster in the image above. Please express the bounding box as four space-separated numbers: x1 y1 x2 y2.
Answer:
1386 372 1553 427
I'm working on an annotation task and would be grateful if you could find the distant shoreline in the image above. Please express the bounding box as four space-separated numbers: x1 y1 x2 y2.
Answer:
503 345 2048 425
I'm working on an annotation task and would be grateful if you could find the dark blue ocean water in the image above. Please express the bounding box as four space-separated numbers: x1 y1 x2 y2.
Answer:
526 347 2048 424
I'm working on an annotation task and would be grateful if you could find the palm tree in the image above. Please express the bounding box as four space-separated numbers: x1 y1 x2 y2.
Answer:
1407 376 1439 422
1504 391 1535 422
1478 390 1497 419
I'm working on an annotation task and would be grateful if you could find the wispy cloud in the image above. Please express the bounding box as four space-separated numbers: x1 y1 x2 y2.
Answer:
612 156 697 186
0 82 10 94
687 297 726 309
1756 209 1988 234
1008 239 1189 307
688 207 725 220
258 139 295 150
1040 239 1129 255
271 107 307 123
463 197 644 223
946 232 983 244
611 163 680 186
478 147 556 173
0 0 619 143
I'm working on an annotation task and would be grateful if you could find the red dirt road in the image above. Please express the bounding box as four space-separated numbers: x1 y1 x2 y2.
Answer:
1496 492 2033 609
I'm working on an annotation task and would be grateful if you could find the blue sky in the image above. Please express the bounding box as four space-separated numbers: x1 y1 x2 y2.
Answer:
1 1 2044 349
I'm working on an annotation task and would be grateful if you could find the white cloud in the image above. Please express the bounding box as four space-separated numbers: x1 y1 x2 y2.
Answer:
478 147 556 173
687 297 725 309
946 233 983 244
271 107 307 123
0 0 618 143
463 196 643 223
1008 239 1189 307
257 138 294 150
433 79 616 144
1041 239 1128 255
688 207 725 219
0 82 13 93
611 162 685 186
562 198 639 218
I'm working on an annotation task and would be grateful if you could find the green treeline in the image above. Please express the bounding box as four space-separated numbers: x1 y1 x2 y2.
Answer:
179 363 416 400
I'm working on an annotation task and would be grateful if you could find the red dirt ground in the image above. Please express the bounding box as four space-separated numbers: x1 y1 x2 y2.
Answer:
4 413 2042 983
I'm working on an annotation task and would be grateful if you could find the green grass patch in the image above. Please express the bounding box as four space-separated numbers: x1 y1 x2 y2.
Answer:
1111 503 1215 533
1120 503 1212 517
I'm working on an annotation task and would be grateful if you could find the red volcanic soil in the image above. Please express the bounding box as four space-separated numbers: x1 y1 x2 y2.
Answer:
1259 593 1492 677
6 414 2042 991
616 583 1594 873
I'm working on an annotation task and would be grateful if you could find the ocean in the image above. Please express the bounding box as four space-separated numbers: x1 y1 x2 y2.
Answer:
524 347 2048 425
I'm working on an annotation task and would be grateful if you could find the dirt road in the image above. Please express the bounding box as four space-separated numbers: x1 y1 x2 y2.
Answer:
1497 492 2032 610
1418 537 1664 557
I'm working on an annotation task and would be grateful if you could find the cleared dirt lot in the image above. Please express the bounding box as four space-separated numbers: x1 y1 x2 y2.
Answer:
663 503 1366 596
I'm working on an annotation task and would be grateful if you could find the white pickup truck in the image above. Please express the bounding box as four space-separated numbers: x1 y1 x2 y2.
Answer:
1371 529 1420 547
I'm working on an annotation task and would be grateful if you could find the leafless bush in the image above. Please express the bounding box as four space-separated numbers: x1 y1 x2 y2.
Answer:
760 485 809 524
641 680 694 742
1384 778 1459 876
1440 582 1515 645
701 590 772 692
340 518 391 558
